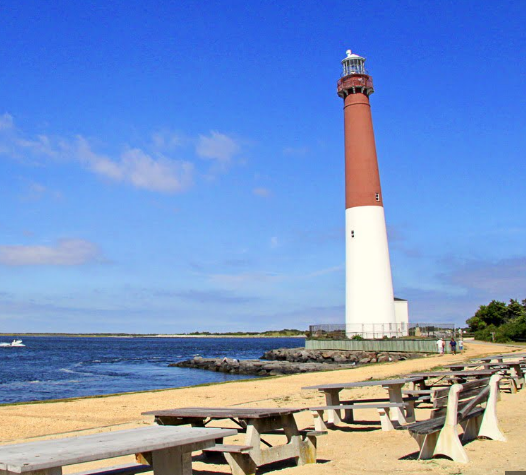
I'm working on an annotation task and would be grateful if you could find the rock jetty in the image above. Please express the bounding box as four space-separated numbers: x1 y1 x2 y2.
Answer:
170 357 358 376
170 348 424 377
262 348 422 364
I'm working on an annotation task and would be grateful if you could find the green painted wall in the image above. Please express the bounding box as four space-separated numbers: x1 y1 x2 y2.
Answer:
305 339 448 353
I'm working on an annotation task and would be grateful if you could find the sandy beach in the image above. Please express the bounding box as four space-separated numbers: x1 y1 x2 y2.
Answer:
1 340 525 475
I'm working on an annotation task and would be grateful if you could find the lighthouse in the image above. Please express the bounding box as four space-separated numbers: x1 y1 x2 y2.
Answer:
337 50 400 338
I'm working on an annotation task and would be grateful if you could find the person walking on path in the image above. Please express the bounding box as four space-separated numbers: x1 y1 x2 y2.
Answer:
458 339 464 353
450 338 457 355
436 338 445 355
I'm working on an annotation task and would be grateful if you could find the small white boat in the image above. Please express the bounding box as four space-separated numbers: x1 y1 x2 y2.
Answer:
0 339 25 347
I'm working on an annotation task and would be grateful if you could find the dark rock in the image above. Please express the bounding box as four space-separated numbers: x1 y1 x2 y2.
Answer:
169 348 425 376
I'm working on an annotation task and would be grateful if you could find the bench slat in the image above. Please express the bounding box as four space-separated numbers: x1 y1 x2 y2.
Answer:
434 385 490 409
204 444 253 454
72 463 151 475
310 402 406 411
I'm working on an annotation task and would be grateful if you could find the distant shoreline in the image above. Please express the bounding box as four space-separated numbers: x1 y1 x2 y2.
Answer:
157 334 305 339
0 333 306 339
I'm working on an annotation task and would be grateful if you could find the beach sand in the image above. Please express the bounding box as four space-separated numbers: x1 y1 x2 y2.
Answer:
1 340 525 474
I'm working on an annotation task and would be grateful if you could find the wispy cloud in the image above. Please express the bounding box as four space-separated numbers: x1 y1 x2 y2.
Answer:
66 137 194 194
21 182 63 202
253 187 272 198
398 256 526 325
208 271 281 288
196 131 240 165
304 264 344 278
0 113 14 130
446 257 526 295
270 237 279 249
283 146 308 156
151 130 182 152
250 304 345 329
160 289 260 305
0 114 226 193
86 142 192 193
0 239 102 266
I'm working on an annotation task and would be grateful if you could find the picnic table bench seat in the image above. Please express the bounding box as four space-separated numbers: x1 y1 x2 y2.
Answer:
71 463 151 475
398 374 505 463
402 389 433 401
204 444 253 454
310 402 412 432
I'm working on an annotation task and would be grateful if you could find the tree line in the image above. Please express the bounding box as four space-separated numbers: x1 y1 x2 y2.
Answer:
466 299 526 343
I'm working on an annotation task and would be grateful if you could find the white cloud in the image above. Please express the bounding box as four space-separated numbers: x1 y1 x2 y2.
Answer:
21 182 63 202
151 130 182 151
196 131 240 164
73 136 123 180
305 265 344 278
71 138 194 193
208 271 281 288
0 113 14 130
253 187 272 198
447 257 526 295
283 146 308 156
0 239 102 266
0 116 195 194
0 115 247 193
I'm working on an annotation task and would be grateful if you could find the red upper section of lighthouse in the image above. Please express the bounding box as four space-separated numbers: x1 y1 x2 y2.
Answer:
337 74 374 97
339 50 383 209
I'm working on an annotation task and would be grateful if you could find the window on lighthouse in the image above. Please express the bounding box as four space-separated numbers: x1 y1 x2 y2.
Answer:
375 193 380 201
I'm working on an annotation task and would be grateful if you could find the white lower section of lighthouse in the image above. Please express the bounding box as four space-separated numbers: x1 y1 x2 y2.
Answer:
345 206 397 338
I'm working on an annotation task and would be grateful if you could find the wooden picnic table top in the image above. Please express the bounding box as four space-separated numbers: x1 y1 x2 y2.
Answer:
302 377 421 391
143 406 306 419
445 362 510 369
0 426 237 473
408 370 496 378
475 354 526 361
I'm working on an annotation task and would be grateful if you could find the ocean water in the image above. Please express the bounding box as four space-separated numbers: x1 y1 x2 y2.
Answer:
0 336 302 404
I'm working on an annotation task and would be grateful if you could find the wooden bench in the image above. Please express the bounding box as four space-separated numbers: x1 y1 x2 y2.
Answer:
0 426 237 475
400 374 505 463
310 401 412 432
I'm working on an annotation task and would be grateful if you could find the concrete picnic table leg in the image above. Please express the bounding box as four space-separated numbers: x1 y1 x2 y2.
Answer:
237 415 313 472
509 364 523 390
281 413 317 465
150 446 193 475
384 383 407 424
324 389 343 425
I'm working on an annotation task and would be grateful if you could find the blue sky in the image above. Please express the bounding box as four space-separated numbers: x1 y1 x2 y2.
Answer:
1 1 525 333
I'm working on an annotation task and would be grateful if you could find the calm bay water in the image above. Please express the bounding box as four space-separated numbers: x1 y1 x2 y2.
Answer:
0 336 302 404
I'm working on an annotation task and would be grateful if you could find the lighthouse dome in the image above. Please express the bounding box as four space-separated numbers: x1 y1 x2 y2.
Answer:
341 49 367 77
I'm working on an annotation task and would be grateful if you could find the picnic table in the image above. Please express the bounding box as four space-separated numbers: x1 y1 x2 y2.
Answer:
474 354 526 364
0 425 237 475
142 407 321 475
447 361 525 393
408 370 497 389
302 378 421 426
445 362 507 371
